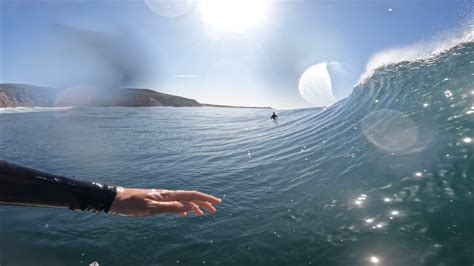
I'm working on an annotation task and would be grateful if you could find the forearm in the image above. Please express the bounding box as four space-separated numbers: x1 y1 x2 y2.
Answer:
0 160 117 212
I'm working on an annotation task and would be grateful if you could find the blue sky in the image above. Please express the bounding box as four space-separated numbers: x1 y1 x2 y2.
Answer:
1 0 471 108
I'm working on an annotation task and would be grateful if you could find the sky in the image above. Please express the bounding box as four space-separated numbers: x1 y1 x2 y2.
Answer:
0 0 471 109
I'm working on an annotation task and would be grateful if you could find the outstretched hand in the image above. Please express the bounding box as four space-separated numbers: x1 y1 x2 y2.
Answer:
109 187 222 217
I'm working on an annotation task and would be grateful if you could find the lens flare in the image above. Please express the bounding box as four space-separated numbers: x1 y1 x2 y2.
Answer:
145 0 194 18
361 109 418 153
298 63 337 107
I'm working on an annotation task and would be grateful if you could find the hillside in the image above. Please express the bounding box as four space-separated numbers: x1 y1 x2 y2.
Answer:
0 84 201 108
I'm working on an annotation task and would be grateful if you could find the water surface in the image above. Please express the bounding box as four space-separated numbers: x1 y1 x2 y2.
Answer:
0 42 473 265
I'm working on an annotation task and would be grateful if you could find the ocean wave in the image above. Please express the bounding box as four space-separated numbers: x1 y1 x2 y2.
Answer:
0 106 74 114
357 23 473 85
0 24 473 265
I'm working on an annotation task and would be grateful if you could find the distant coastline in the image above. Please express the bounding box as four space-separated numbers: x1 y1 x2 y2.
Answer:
202 103 272 109
0 83 272 109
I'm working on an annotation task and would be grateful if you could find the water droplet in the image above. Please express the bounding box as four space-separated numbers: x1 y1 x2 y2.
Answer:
391 210 399 216
462 137 472 144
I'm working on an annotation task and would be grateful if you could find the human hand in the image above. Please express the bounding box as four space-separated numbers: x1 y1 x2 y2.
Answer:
109 187 222 217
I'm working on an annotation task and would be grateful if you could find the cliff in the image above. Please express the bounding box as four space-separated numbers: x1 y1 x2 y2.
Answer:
114 88 202 107
0 84 59 107
0 84 201 108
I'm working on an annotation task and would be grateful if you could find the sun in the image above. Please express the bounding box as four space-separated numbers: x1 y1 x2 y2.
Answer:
199 0 268 33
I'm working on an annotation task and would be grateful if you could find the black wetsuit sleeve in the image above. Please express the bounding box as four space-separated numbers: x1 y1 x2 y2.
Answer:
0 160 117 213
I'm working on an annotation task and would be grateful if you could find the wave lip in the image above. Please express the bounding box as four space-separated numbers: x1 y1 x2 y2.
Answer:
357 26 474 85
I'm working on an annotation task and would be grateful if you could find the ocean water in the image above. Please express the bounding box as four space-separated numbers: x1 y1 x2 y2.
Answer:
0 41 473 265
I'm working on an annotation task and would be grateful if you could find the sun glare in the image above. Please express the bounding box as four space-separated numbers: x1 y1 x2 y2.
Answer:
199 0 268 33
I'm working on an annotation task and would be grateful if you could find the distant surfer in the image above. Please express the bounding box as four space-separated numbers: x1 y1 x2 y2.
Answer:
0 160 221 217
270 112 278 120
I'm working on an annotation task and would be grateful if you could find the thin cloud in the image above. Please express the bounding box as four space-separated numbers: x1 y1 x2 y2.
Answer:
171 74 200 78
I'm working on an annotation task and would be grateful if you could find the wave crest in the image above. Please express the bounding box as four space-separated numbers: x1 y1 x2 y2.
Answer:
0 106 73 114
357 23 473 85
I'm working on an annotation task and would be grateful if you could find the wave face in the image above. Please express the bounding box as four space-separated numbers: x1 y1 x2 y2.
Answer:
0 42 473 265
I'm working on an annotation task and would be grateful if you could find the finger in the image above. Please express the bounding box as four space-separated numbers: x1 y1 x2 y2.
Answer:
189 201 204 216
193 200 217 214
147 189 168 201
149 201 193 214
149 201 206 217
161 190 222 205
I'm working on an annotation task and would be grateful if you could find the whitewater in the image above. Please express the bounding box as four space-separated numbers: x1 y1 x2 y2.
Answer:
0 37 473 265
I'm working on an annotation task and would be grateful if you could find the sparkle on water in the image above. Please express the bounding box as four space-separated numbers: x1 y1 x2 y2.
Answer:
354 194 368 206
444 90 453 97
370 256 380 264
